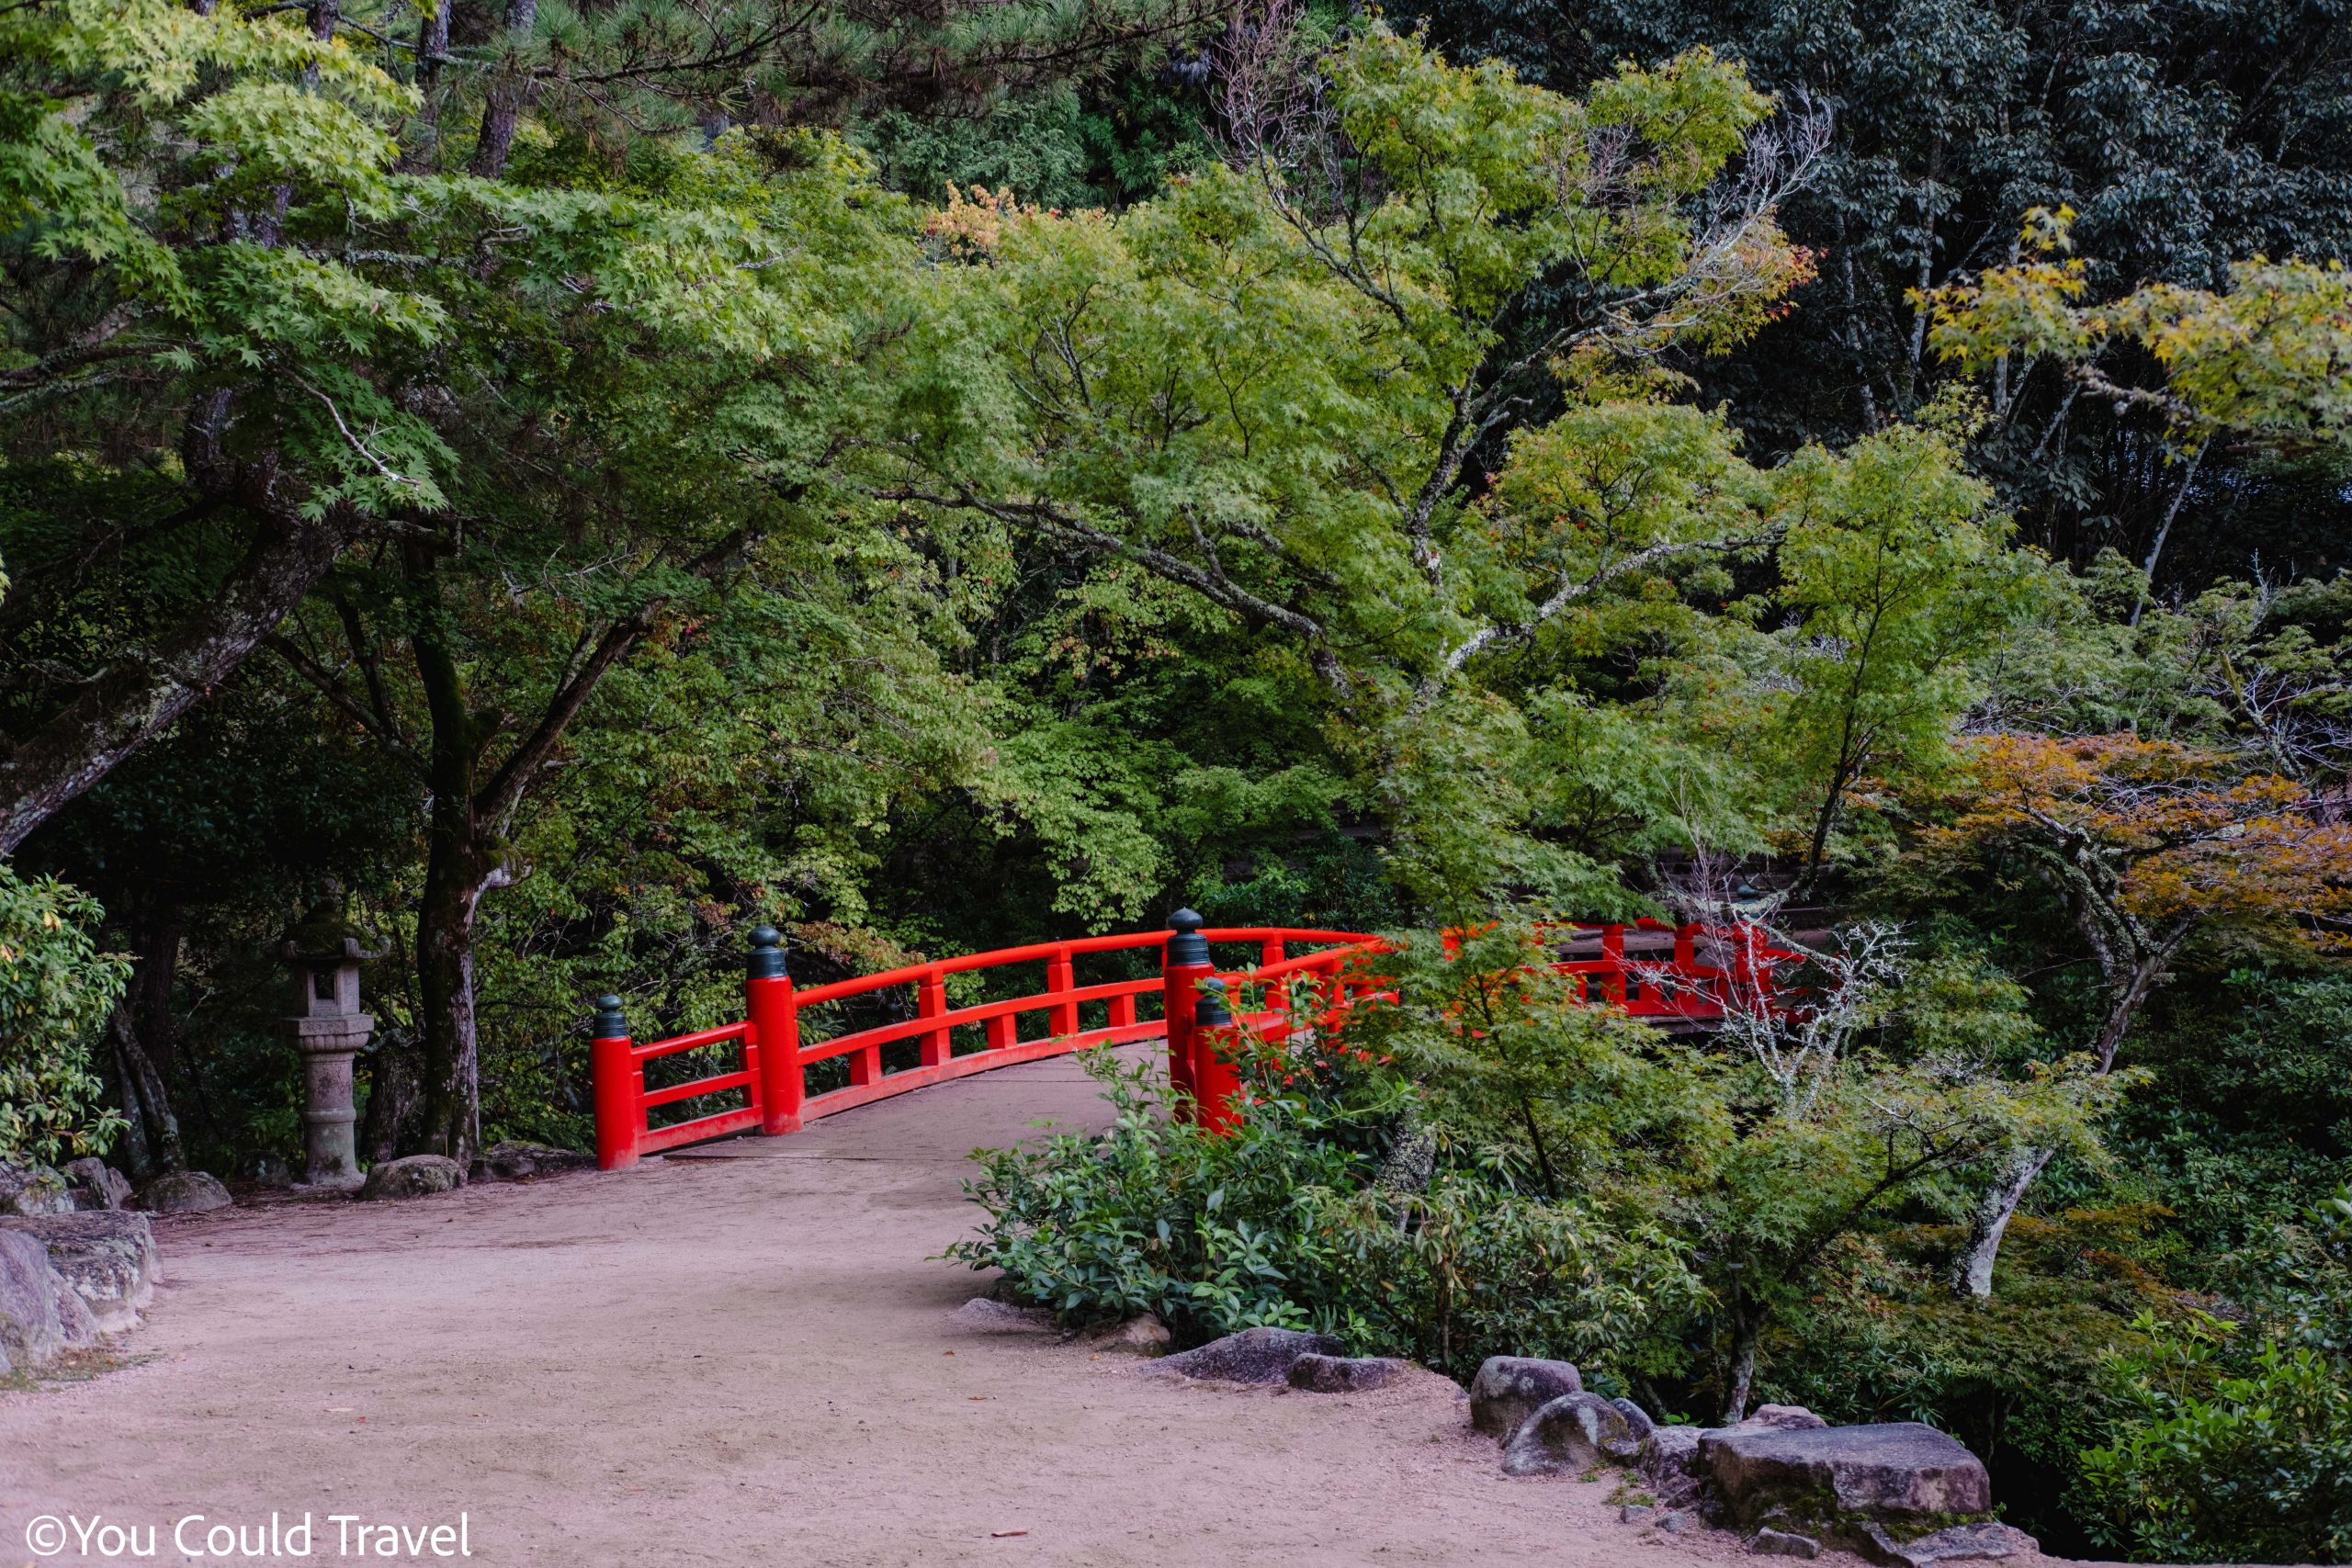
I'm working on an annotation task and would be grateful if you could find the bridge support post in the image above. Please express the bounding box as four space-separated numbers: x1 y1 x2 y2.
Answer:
1162 909 1210 1118
590 994 641 1170
747 926 802 1135
1193 976 1242 1135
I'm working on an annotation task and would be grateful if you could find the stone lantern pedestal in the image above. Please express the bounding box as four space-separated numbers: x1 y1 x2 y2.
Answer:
279 903 385 1191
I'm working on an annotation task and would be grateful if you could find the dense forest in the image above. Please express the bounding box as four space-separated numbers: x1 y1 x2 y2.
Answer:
3 0 2348 1557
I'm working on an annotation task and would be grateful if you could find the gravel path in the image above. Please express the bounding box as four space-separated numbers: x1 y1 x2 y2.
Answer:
1 1055 2077 1567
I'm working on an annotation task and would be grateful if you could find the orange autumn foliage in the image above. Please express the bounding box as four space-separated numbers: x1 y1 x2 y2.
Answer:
1930 732 2352 948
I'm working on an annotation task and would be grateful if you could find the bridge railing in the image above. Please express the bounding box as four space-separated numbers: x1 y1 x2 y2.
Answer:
587 911 1806 1168
588 914 1377 1169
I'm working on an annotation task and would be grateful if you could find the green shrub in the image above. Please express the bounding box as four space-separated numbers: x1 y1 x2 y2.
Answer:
0 864 128 1165
945 1047 1377 1337
1313 1172 1697 1382
2075 1188 2352 1561
2077 1310 2352 1562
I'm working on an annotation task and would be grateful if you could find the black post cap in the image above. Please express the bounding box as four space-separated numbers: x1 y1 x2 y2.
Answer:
1194 975 1232 1028
592 994 629 1038
1166 907 1209 966
746 923 788 980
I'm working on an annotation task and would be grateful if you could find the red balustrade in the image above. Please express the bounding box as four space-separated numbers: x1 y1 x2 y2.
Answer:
588 913 1804 1168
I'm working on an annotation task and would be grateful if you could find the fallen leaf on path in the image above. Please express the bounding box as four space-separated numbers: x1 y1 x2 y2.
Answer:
990 1529 1028 1539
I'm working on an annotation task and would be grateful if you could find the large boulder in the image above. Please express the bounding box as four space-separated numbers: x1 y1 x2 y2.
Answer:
1156 1326 1341 1385
1701 1422 1993 1530
1 1159 75 1216
1853 1522 2039 1568
1750 1404 1829 1430
0 1227 95 1374
473 1140 595 1181
358 1155 465 1201
1639 1423 1716 1508
1286 1353 1413 1393
1502 1392 1642 1476
1469 1355 1584 1441
0 1212 161 1333
134 1169 233 1214
1611 1396 1658 1450
61 1157 133 1211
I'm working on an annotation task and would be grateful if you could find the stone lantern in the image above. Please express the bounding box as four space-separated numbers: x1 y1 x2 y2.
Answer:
278 897 386 1190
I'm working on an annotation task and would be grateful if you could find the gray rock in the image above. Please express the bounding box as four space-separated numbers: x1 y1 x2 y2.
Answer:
1750 1403 1828 1429
1 1160 75 1216
1501 1391 1634 1476
474 1140 594 1180
1638 1424 1714 1508
247 1156 295 1190
358 1155 464 1201
0 1229 70 1372
134 1169 234 1213
1753 1528 1823 1558
52 1269 97 1346
1659 1511 1694 1535
1156 1326 1340 1385
1854 1522 2038 1568
953 1297 1057 1334
0 1212 161 1333
1285 1353 1412 1393
1074 1313 1171 1354
1610 1397 1658 1453
1642 1424 1706 1483
62 1157 132 1211
1469 1355 1584 1441
1620 1504 1656 1525
1702 1422 1993 1529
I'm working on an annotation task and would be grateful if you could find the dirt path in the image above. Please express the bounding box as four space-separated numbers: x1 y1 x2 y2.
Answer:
1 1055 2055 1567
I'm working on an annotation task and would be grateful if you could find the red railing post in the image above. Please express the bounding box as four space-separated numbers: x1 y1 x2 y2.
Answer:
917 964 951 1067
1047 944 1078 1037
590 994 641 1170
1601 922 1627 1006
1162 908 1211 1116
1193 976 1242 1135
747 926 802 1135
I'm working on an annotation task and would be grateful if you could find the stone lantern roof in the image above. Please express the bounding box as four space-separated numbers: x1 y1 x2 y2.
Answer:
277 896 390 966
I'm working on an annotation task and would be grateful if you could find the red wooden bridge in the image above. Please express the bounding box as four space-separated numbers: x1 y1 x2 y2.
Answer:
587 911 1800 1169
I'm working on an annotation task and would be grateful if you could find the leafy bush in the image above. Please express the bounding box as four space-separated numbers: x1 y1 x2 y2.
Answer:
950 1039 1699 1383
2075 1189 2352 1562
0 865 128 1165
946 1048 1376 1337
1314 1173 1697 1382
2078 1310 2352 1562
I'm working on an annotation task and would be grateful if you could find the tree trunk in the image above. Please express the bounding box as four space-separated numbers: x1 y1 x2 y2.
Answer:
1797 756 1853 893
360 1032 424 1165
469 0 539 179
412 821 490 1162
2130 436 2211 627
102 1004 154 1179
107 1003 185 1174
2090 949 2174 1073
1952 940 2176 1298
1951 1145 2054 1299
1722 1292 1762 1424
0 503 368 854
406 595 492 1164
